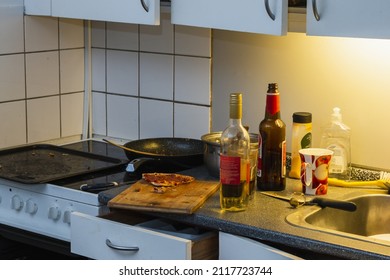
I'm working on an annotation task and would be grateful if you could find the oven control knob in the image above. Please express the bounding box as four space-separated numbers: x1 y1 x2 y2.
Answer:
11 195 24 211
63 209 73 224
25 199 38 215
48 205 61 221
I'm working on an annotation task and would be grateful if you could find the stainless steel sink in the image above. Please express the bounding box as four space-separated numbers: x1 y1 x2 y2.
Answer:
286 192 390 246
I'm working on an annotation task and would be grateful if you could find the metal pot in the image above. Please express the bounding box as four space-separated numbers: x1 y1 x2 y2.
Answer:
201 132 259 178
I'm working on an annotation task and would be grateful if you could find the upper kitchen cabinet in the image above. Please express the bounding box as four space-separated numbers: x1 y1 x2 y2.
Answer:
24 0 160 25
171 0 288 36
307 0 390 39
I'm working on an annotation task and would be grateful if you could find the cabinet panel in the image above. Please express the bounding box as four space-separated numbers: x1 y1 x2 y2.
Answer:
52 0 159 25
219 232 301 260
171 0 288 35
307 0 390 39
25 0 160 25
24 0 51 16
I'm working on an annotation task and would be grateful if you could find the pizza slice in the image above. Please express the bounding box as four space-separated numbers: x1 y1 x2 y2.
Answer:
142 173 195 187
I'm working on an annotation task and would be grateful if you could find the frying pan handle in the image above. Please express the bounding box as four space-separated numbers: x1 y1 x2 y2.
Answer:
126 158 156 172
311 197 357 212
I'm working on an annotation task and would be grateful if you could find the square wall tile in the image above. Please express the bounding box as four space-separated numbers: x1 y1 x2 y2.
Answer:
59 18 84 49
175 26 211 57
0 1 24 54
26 51 60 98
92 48 106 92
107 22 138 51
61 92 84 137
0 54 25 102
107 94 139 140
92 92 107 136
140 12 173 54
60 49 85 93
107 50 138 95
91 21 106 48
0 101 26 148
175 56 211 105
174 104 210 139
24 16 58 52
27 96 61 143
140 53 173 100
140 99 173 138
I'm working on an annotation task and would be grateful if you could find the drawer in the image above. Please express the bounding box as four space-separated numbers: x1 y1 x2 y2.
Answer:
71 211 218 260
219 232 301 260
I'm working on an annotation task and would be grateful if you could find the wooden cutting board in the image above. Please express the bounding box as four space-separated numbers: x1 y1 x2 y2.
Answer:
108 179 219 214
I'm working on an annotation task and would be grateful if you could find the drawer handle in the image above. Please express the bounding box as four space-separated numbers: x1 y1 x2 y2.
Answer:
265 0 276 21
140 0 149 12
312 0 321 21
105 239 139 252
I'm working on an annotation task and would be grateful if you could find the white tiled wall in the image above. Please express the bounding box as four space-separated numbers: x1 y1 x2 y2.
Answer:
0 0 85 149
0 4 211 149
91 12 212 141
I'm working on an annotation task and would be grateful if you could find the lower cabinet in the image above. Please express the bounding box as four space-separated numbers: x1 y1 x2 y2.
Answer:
219 232 301 260
70 211 218 260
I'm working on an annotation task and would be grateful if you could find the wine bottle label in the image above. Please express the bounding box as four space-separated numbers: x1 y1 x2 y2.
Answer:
220 155 240 185
266 93 280 115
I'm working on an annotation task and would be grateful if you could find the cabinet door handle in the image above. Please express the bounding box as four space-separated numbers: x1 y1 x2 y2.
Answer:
265 0 276 21
105 239 140 252
140 0 149 12
312 0 321 21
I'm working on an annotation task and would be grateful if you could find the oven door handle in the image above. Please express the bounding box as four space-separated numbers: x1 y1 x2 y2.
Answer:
105 239 140 252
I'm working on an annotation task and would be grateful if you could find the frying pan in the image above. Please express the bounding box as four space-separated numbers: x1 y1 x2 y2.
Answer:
103 138 204 172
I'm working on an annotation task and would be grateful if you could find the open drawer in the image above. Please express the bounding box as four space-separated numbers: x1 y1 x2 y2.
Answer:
70 211 218 260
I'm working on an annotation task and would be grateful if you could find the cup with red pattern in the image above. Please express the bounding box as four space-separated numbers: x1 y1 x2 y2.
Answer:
299 148 333 195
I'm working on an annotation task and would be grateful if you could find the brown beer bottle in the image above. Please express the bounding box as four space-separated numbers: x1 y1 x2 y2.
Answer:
257 83 286 191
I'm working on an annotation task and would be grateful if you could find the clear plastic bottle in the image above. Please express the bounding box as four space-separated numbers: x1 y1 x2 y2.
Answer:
320 107 351 180
220 93 250 211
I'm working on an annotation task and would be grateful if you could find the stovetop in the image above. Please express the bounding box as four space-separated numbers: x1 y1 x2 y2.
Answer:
51 139 195 192
50 140 132 190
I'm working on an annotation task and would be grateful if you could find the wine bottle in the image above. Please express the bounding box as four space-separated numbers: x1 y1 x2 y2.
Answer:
257 83 286 191
220 93 250 211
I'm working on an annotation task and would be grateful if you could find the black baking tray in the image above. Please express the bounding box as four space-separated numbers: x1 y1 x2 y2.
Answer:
0 144 128 184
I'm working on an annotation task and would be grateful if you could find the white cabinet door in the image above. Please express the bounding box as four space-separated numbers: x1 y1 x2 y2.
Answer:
24 0 51 16
52 0 160 25
219 232 301 260
307 0 390 39
25 0 160 25
171 0 288 35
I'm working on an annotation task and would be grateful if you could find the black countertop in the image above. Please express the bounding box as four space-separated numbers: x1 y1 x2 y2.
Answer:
99 165 390 260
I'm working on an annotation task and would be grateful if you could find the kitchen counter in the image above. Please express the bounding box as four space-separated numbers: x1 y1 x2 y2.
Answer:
100 165 390 260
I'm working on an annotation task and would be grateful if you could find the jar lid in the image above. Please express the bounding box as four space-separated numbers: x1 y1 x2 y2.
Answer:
293 112 312 123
